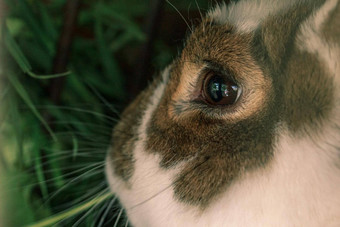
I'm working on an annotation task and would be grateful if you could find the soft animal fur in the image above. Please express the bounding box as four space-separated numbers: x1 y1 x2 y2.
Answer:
106 0 340 226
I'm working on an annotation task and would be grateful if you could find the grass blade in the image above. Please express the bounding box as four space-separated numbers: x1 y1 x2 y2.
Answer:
7 71 57 141
26 192 113 227
4 26 70 79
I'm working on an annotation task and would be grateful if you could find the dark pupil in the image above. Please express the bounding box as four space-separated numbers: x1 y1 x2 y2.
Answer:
207 75 238 105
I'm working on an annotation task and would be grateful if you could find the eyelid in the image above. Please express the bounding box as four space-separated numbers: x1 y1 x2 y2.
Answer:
201 61 239 84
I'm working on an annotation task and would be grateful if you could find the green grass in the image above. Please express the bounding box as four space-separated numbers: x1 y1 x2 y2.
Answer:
0 0 213 226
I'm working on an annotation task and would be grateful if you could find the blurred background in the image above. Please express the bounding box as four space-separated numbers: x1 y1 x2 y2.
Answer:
0 0 221 226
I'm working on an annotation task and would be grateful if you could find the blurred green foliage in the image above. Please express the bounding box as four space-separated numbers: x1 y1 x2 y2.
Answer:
0 0 213 226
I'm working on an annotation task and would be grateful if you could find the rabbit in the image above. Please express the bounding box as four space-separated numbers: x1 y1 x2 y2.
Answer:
105 0 340 226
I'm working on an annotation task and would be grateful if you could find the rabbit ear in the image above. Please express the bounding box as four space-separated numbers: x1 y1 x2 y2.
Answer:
257 0 340 71
252 2 319 70
322 0 340 44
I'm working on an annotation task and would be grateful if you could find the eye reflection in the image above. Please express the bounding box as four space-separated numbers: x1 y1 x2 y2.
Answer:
203 73 239 106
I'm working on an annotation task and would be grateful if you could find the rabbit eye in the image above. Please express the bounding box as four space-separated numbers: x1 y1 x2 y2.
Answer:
202 73 240 106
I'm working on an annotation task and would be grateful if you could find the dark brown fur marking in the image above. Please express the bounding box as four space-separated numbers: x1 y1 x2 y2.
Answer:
282 50 334 134
146 22 278 207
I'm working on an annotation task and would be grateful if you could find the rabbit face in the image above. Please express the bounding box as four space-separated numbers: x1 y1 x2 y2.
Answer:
106 0 340 226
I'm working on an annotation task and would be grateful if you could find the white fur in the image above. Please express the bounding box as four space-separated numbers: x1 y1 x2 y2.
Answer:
208 0 300 33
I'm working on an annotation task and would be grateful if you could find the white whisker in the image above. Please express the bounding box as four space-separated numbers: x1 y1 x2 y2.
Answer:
113 208 124 227
166 0 193 33
42 164 105 206
72 189 110 227
97 196 118 227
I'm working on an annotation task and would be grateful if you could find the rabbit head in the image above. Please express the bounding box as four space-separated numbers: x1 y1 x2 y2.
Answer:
106 0 340 226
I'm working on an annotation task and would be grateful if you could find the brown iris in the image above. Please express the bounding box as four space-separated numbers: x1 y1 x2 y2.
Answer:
202 73 239 106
